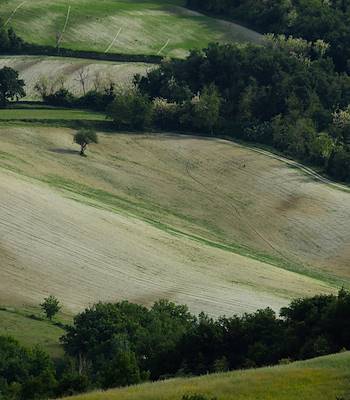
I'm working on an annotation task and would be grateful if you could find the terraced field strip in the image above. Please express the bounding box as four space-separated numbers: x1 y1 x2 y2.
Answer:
0 107 105 121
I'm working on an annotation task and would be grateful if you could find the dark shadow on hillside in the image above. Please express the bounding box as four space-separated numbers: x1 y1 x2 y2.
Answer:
49 148 79 155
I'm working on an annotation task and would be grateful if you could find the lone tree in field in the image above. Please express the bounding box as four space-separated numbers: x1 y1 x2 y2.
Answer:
74 129 98 156
0 66 25 108
40 295 61 321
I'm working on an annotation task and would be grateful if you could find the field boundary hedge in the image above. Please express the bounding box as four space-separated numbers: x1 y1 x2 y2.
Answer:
2 43 163 64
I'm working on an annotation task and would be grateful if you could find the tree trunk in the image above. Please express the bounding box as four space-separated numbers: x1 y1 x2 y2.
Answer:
80 143 87 156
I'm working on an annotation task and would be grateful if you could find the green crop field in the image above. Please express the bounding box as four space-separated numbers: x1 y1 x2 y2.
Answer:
0 308 65 358
0 0 262 58
0 105 105 121
62 352 350 400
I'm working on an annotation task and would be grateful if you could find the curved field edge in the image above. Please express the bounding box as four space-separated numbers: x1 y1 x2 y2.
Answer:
62 352 350 400
0 0 262 58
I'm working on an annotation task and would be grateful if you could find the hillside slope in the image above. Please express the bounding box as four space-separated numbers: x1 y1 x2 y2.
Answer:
0 0 262 58
0 56 153 99
0 126 348 315
62 352 350 400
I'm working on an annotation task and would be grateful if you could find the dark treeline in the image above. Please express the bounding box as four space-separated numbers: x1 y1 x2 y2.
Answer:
186 0 350 72
135 41 350 182
1 290 350 399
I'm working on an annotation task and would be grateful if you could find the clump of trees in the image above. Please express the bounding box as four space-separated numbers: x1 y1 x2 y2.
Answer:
60 290 350 385
34 72 117 111
0 19 23 53
186 0 350 73
0 290 350 399
134 40 350 181
0 66 25 107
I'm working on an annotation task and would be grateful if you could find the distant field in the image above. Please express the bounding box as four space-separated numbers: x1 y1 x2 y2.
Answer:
0 308 65 357
0 106 105 121
0 0 262 58
63 352 350 400
0 125 349 316
0 56 153 99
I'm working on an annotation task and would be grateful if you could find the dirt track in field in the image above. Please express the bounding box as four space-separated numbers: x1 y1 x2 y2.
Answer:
0 127 348 315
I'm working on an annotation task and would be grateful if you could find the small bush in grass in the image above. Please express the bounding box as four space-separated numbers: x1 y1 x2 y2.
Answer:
40 295 61 321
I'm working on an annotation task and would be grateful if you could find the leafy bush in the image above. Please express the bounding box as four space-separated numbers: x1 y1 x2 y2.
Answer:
106 90 153 130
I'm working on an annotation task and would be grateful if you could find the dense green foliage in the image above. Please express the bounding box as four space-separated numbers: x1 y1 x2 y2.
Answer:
1 291 350 399
0 20 23 54
0 336 56 400
186 0 350 72
0 67 25 107
73 129 98 156
61 290 350 389
40 295 61 321
106 90 153 130
136 41 350 181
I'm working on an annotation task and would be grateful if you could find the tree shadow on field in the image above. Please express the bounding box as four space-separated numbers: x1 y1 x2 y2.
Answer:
49 148 79 155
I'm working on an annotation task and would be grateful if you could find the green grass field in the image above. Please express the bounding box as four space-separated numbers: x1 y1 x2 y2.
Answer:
0 308 65 358
63 352 350 400
0 105 105 121
0 0 262 58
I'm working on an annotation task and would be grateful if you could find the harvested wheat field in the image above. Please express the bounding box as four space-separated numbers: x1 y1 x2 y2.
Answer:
0 56 153 99
0 126 348 315
0 0 262 58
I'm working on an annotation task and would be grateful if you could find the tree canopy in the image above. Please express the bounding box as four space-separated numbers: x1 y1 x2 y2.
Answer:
74 129 98 156
0 67 25 107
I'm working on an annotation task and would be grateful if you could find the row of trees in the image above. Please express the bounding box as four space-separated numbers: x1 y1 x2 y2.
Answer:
130 40 350 182
186 0 350 72
2 290 349 399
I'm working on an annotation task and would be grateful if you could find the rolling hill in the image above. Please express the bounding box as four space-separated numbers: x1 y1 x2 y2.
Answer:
62 352 350 400
0 0 262 58
0 123 348 316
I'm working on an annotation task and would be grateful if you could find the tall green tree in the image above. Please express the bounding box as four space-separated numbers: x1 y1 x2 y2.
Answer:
40 295 61 321
0 67 25 107
193 84 221 134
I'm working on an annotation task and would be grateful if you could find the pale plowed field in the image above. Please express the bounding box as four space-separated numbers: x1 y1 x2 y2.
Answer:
0 56 153 99
0 126 348 315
